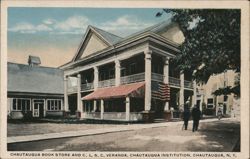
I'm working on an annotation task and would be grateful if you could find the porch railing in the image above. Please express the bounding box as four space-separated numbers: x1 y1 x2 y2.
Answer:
184 80 193 89
98 78 115 88
81 83 94 91
152 73 164 82
120 72 145 84
169 77 181 87
82 112 143 121
68 73 193 92
103 112 126 120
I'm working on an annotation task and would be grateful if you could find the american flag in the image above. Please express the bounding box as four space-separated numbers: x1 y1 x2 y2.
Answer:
152 82 170 101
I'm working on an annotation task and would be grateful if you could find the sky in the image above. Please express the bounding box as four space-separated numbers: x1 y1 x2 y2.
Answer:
8 8 171 67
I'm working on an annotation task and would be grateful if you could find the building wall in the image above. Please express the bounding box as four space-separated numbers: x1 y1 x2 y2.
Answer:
232 97 240 120
8 96 64 119
197 70 238 116
7 98 12 116
46 111 63 117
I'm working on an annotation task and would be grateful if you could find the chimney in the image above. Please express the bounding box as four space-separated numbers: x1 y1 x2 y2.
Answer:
28 55 41 67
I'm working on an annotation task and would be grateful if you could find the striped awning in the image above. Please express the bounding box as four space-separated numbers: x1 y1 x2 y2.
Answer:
82 82 145 100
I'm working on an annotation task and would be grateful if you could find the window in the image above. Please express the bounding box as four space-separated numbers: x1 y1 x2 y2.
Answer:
109 68 115 79
129 63 136 74
121 67 126 76
207 98 214 108
12 98 31 111
100 72 105 81
47 99 62 111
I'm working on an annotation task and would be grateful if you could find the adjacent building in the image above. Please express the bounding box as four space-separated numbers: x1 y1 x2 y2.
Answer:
60 20 197 122
196 70 240 118
7 56 64 119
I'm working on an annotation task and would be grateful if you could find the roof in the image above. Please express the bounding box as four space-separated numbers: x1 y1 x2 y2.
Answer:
62 19 178 69
119 19 173 42
90 26 123 45
90 19 173 46
82 82 145 100
28 55 41 65
8 62 64 95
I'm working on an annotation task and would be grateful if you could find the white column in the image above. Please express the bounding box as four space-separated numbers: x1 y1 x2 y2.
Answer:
115 60 121 86
144 49 152 111
179 71 184 110
94 66 99 90
77 73 82 112
44 99 47 117
125 97 130 121
100 100 104 119
163 57 170 111
192 80 197 107
163 57 169 83
64 76 69 112
93 100 97 112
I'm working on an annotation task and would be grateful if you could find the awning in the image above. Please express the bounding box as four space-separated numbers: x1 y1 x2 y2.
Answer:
82 82 145 100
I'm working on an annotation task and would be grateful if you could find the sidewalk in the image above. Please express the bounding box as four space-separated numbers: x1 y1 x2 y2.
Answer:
7 118 233 144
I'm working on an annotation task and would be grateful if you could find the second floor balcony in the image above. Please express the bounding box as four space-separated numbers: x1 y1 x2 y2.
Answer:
98 78 116 88
120 72 145 85
67 72 194 94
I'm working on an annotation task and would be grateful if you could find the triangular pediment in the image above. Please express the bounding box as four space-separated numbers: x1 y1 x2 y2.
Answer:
72 26 122 62
73 27 109 61
154 23 185 44
80 31 109 59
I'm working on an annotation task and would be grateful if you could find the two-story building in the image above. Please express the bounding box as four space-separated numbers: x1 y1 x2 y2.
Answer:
60 20 197 122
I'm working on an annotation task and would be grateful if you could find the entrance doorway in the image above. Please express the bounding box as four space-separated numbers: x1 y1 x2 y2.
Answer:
68 94 77 115
33 99 45 118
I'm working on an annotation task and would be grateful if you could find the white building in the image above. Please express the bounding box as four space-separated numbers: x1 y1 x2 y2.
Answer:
60 20 197 122
196 70 240 118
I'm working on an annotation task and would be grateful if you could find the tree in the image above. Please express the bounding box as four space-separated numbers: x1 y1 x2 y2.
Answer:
157 9 240 96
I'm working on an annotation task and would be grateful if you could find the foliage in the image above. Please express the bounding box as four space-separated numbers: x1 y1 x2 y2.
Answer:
157 9 240 95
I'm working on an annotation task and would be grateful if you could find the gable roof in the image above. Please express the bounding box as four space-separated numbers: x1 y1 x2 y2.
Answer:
118 19 173 42
8 62 64 95
90 26 123 45
63 19 178 68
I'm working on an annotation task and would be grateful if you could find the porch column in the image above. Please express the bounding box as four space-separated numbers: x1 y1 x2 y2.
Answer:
100 99 104 119
163 57 170 111
144 49 152 111
192 80 197 107
115 60 121 86
94 66 99 90
125 97 130 121
179 71 184 110
93 100 97 112
64 76 69 112
77 73 82 113
44 100 47 117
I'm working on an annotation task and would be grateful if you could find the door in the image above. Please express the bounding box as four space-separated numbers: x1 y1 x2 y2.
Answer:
33 103 40 117
33 99 44 117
